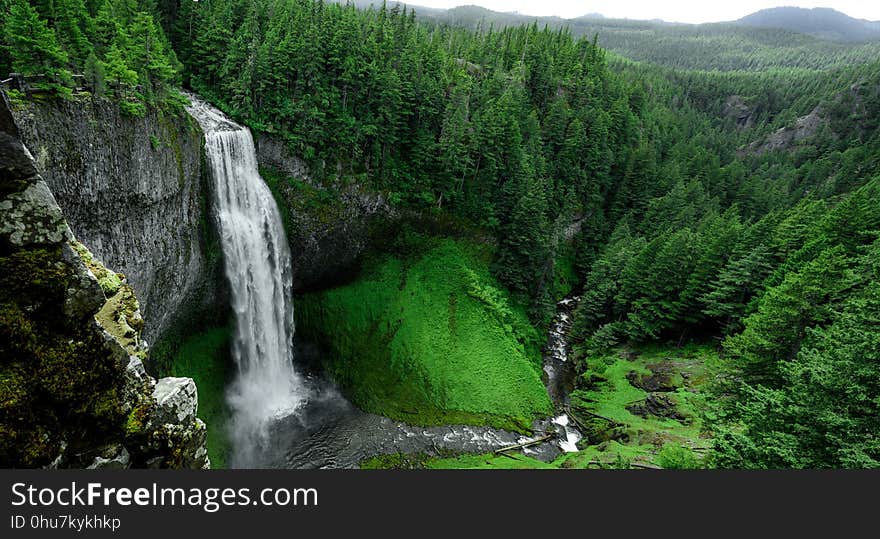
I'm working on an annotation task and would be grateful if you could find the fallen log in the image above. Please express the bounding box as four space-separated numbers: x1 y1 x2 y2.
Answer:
494 433 555 454
566 411 591 432
573 408 618 424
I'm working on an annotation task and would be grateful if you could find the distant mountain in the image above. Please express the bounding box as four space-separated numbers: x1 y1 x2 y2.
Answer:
329 2 880 71
413 5 880 71
736 7 880 42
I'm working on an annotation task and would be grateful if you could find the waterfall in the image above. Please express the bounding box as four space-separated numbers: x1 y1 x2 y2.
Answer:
186 97 306 466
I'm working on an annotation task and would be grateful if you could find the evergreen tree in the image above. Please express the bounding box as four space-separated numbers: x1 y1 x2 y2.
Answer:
102 42 137 88
723 246 852 388
4 0 70 81
84 50 106 95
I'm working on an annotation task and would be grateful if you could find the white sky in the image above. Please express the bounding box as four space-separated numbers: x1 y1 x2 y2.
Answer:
407 1 880 24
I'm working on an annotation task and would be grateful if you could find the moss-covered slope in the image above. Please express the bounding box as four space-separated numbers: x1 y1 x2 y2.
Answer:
168 327 232 468
296 235 552 432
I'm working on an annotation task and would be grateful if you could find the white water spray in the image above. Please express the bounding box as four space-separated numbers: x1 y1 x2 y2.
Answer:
186 97 306 466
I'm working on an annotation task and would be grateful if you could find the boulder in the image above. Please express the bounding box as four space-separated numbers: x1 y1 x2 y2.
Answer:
0 180 71 246
626 365 679 393
61 242 106 321
152 377 199 426
626 393 687 422
86 446 131 470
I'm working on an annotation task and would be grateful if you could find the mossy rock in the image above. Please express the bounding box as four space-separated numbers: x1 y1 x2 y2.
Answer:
0 246 131 466
71 240 123 294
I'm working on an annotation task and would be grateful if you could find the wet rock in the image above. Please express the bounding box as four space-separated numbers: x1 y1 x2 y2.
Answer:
254 133 310 182
542 295 581 407
626 365 678 393
42 441 68 470
254 132 397 292
626 393 687 422
571 411 628 445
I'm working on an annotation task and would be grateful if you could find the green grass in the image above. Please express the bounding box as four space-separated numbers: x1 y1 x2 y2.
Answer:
363 344 717 469
370 441 658 469
296 235 552 432
553 441 657 469
359 451 556 469
168 327 232 469
568 344 717 448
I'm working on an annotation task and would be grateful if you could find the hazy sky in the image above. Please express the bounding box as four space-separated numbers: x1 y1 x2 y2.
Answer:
407 1 880 24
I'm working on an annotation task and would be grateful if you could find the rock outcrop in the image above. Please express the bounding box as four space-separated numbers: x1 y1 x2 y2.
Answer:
745 106 828 155
10 96 224 344
0 91 209 469
723 95 756 129
254 132 397 291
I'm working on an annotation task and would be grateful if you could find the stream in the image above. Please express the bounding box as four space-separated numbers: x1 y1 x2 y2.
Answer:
250 295 584 468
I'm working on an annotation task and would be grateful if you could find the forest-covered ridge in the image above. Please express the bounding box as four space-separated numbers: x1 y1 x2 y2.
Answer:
339 2 880 71
2 0 880 468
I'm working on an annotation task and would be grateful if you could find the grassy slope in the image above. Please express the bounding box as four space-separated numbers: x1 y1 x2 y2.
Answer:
296 235 553 432
168 327 232 468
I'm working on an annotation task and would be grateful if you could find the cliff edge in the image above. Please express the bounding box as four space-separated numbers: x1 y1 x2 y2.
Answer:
0 91 209 469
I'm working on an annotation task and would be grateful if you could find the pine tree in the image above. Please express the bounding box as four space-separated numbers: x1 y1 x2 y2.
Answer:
102 42 137 88
84 51 106 95
701 243 774 333
125 10 176 90
53 0 94 68
723 246 853 388
784 281 880 467
4 0 70 81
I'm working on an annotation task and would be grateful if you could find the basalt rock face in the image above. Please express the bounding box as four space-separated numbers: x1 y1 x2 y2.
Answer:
254 132 397 291
0 92 209 469
10 96 224 345
723 95 756 129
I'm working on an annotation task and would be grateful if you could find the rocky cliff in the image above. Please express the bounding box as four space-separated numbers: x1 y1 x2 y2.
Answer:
10 96 224 345
0 91 209 469
255 132 396 291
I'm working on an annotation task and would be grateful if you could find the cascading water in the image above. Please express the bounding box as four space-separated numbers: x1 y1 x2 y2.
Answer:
182 95 584 468
186 97 307 467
